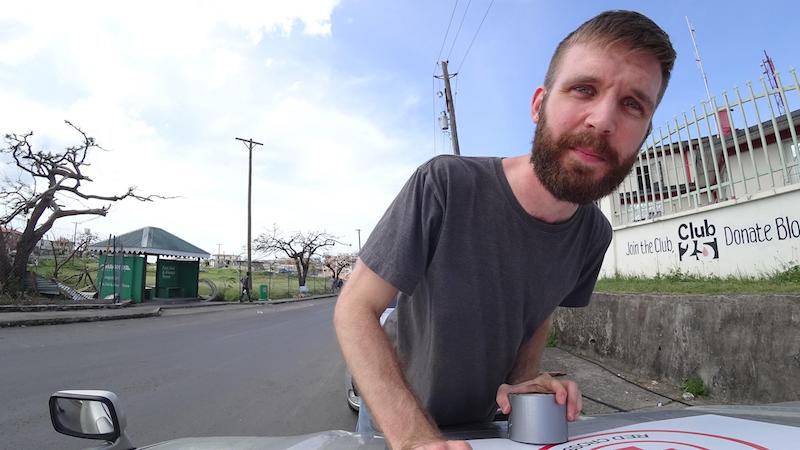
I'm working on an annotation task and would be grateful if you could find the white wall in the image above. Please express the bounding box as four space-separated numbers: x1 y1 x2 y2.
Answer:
599 184 800 277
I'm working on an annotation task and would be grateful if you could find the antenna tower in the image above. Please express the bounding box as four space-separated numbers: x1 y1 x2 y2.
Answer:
761 50 785 116
686 16 713 106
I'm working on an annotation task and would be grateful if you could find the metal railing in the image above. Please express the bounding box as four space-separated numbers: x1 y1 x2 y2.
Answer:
611 68 800 226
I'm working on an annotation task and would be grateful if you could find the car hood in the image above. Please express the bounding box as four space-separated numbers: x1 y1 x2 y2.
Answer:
137 403 800 449
139 430 386 449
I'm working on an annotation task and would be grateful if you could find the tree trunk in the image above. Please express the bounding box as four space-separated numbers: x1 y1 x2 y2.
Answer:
0 231 12 292
12 234 41 291
298 258 309 287
293 258 304 287
11 213 54 293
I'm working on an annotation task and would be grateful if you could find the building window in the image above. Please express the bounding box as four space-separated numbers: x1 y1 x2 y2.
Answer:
636 165 651 192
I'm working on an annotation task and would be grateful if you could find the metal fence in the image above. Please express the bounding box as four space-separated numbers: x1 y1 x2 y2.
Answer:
611 68 800 226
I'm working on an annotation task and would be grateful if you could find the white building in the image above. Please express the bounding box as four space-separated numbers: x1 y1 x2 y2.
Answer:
599 70 800 277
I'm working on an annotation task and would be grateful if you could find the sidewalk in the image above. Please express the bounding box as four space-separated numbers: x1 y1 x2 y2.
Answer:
0 294 337 328
540 346 700 416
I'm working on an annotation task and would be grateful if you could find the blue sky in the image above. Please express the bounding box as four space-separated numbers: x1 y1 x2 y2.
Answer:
1 0 796 257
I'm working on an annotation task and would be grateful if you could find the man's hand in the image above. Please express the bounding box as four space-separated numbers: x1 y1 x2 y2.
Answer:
495 373 582 421
404 439 472 450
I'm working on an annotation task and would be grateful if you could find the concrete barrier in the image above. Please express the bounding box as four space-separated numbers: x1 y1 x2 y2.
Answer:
551 292 800 403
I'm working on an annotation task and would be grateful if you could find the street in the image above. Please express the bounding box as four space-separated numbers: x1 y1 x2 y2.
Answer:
0 298 356 450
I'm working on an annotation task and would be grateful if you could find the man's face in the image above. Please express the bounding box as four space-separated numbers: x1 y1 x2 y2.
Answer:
530 41 662 205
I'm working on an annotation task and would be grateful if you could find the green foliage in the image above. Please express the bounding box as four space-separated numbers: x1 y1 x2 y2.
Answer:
596 265 800 294
681 375 709 397
545 333 558 348
771 265 800 283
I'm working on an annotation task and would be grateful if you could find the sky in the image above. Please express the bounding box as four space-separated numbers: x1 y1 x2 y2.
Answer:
1 0 797 259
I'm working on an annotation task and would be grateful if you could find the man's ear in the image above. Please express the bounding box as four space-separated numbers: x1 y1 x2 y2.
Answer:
531 86 546 124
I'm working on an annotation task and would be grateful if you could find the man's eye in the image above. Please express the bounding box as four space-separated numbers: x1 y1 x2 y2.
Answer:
574 85 593 95
623 98 643 112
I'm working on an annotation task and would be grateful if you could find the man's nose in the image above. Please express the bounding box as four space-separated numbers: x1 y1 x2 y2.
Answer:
584 98 617 135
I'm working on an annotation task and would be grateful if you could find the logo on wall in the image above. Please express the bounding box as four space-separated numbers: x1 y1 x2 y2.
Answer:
677 219 719 262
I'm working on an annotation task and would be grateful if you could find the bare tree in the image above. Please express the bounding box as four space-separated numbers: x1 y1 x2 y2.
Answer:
255 225 340 290
50 229 98 280
322 253 356 285
0 121 168 294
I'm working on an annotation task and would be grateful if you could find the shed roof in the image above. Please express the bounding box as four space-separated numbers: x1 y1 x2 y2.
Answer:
88 227 210 259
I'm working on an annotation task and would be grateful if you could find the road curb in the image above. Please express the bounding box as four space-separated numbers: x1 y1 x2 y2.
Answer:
0 308 162 328
0 300 133 313
0 295 339 328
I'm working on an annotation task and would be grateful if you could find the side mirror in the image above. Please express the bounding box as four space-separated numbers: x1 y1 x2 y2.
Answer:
49 390 133 449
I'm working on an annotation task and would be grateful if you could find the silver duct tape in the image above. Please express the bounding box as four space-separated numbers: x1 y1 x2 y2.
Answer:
508 393 568 444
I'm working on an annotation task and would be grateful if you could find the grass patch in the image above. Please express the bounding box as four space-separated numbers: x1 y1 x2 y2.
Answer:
545 333 558 348
25 256 335 301
29 256 100 291
595 266 800 294
197 268 333 301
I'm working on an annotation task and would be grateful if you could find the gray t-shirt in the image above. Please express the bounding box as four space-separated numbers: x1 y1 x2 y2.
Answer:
359 155 611 426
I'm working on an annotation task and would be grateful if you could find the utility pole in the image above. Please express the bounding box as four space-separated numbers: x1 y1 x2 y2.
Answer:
355 228 362 253
71 221 78 249
236 137 263 300
438 61 461 155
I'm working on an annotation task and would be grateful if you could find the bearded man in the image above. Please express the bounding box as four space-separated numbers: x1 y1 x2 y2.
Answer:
335 10 676 450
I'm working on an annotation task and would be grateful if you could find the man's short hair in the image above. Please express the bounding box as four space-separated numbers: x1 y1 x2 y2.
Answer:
544 10 676 105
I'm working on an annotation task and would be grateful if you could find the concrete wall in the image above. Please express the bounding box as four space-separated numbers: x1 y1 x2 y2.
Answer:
552 292 800 404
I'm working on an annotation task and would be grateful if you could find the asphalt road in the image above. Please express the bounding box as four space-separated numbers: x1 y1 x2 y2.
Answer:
0 298 357 450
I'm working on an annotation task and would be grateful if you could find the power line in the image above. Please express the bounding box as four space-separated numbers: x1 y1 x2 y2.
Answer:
456 0 494 73
433 0 460 75
446 0 473 60
433 1 461 154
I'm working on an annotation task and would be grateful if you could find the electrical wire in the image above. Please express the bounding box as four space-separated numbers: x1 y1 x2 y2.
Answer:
433 1 461 154
433 0 460 75
456 0 494 73
446 0 473 61
561 347 692 406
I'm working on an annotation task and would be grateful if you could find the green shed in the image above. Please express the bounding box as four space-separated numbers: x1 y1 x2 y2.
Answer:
89 227 210 303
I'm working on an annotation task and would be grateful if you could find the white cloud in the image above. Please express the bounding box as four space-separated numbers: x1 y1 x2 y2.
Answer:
0 0 428 256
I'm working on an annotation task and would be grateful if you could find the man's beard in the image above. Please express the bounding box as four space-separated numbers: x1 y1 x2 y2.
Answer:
530 111 639 205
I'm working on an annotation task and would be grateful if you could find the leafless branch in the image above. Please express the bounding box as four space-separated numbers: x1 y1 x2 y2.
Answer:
0 121 171 293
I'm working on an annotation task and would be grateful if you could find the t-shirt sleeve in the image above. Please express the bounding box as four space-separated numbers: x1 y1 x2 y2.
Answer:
359 160 445 295
558 212 612 308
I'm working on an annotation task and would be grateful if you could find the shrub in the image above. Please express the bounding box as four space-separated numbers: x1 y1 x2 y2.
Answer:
681 375 709 397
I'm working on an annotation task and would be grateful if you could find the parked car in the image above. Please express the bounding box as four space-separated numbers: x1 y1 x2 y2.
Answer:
49 389 800 449
345 297 397 412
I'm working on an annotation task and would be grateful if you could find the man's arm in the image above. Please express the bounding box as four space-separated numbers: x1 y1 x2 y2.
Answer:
334 259 470 449
495 315 583 421
508 315 552 383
